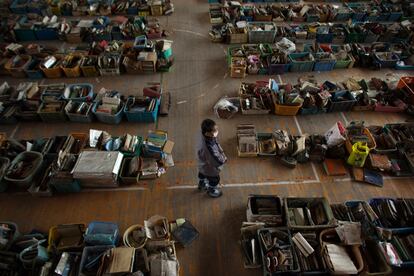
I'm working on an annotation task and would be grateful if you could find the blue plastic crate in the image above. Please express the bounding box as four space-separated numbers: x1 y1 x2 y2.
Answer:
79 245 115 275
316 33 333 44
84 221 119 246
63 83 94 102
388 12 403 22
24 59 44 79
127 6 138 15
34 28 59 41
369 198 414 234
14 28 36 41
133 35 147 49
288 52 315 72
10 0 27 14
92 102 124 124
124 97 160 123
267 63 289 75
313 53 336 72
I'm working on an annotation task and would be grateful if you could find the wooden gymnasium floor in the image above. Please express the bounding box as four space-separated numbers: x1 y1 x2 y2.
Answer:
1 0 414 275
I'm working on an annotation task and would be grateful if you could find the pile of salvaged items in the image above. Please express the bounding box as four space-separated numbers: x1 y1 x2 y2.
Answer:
7 0 174 17
0 128 175 195
214 76 414 118
0 81 170 124
209 1 409 26
236 120 414 184
0 215 197 275
226 40 414 77
0 39 173 78
240 194 414 274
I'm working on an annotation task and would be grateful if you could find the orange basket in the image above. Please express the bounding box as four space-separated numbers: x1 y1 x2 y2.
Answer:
271 93 302 115
61 55 82 78
345 127 377 154
40 56 63 78
5 55 31 78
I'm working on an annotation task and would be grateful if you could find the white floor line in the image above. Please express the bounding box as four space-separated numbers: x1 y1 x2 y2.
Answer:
173 28 207 38
166 179 320 190
311 163 320 182
340 112 349 125
293 116 303 135
334 177 352 182
10 123 20 138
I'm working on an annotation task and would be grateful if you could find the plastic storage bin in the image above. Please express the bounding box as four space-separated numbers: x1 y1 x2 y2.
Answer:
4 151 43 188
258 227 300 276
38 101 67 122
79 245 115 275
63 83 94 102
313 53 336 72
80 56 100 77
34 27 59 40
0 157 10 192
124 97 160 123
65 101 94 123
40 56 63 78
84 221 119 246
61 55 82 78
289 52 315 72
24 59 44 79
5 55 31 78
248 22 277 44
285 197 336 230
47 223 85 253
327 90 357 112
373 52 399 68
92 101 124 124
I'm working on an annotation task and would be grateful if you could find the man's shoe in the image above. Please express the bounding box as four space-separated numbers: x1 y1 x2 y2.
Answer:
207 187 222 198
198 180 207 191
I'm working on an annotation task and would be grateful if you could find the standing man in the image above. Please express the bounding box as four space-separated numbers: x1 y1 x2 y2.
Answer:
196 119 227 198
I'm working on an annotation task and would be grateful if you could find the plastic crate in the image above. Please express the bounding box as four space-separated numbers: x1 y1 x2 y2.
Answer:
288 52 315 72
79 245 115 275
63 83 94 102
34 28 59 40
92 101 124 124
80 56 100 77
248 22 276 44
274 102 302 116
373 52 399 68
397 76 414 104
61 56 82 78
267 62 289 75
65 101 94 123
10 0 27 13
368 198 414 234
327 90 356 112
0 157 10 192
246 195 284 225
345 127 376 154
313 53 336 72
119 157 139 185
5 55 31 78
4 151 43 188
124 97 160 123
84 221 119 246
0 221 19 250
40 57 63 78
24 59 44 79
300 106 326 115
13 27 36 42
285 197 336 230
258 227 300 276
47 223 85 253
38 101 67 122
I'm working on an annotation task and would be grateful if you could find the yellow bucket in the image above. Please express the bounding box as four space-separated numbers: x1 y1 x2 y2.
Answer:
347 142 370 167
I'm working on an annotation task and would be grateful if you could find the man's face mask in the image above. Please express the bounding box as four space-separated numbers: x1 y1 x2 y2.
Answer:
212 130 219 137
